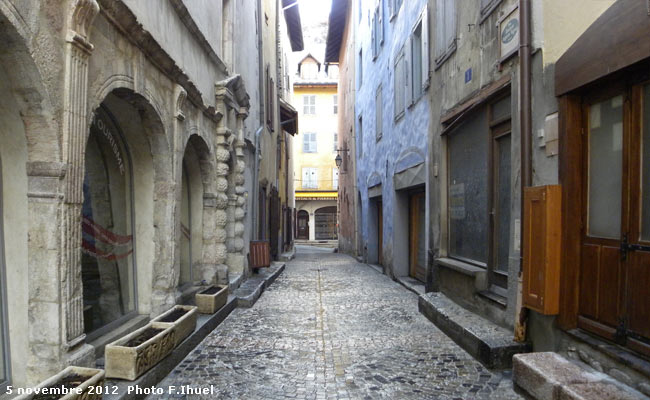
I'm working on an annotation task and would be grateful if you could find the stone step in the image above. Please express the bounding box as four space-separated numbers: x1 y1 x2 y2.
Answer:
513 352 648 400
233 262 285 307
418 292 530 369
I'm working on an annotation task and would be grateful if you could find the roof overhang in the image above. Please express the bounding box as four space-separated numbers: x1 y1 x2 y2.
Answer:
282 0 304 52
279 97 298 135
325 0 349 63
555 0 650 96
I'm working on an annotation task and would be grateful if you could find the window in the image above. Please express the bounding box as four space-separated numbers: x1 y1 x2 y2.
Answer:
333 168 340 190
302 167 318 189
83 108 136 336
389 0 403 19
446 94 512 290
372 4 384 59
410 6 429 102
266 65 275 129
333 132 338 152
303 132 317 153
435 0 457 66
0 157 7 387
376 85 383 140
394 48 406 120
358 115 363 158
303 95 316 115
333 95 338 114
301 62 319 80
358 49 363 88
480 0 503 21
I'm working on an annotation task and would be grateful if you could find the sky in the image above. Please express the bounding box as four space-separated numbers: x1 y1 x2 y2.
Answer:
289 0 333 66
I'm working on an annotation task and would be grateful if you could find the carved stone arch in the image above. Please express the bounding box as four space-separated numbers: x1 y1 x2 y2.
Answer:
367 172 383 188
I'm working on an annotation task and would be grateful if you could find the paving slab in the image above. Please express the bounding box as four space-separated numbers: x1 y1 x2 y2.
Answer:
151 249 524 399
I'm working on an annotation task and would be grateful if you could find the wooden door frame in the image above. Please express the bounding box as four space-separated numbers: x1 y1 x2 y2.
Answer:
297 210 309 240
377 200 383 266
558 68 650 330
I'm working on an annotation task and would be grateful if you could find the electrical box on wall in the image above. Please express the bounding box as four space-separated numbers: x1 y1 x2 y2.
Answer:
523 185 562 315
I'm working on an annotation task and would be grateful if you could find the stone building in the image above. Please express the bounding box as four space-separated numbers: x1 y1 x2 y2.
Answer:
331 0 650 393
326 0 358 256
291 54 340 242
0 0 301 389
352 0 432 282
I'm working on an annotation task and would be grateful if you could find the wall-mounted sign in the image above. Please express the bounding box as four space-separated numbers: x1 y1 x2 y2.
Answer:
465 68 472 84
499 5 519 63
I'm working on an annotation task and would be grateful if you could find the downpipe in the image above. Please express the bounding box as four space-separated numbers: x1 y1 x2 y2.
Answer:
515 0 532 343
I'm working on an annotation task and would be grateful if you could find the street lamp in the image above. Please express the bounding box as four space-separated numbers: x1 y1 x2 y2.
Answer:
335 153 343 168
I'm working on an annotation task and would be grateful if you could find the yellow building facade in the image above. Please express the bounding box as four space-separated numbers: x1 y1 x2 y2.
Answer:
292 55 339 241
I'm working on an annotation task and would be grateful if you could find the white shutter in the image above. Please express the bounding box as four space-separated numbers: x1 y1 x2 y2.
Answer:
435 0 445 59
333 168 339 190
311 168 319 189
371 14 376 58
302 168 310 189
421 4 430 89
378 0 384 45
444 0 456 52
405 43 413 105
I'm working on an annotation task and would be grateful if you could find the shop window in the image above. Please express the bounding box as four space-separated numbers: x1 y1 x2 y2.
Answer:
0 157 8 387
179 163 192 286
82 108 136 336
446 94 512 290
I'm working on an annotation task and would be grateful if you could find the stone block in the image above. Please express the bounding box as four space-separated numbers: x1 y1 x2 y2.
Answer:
105 323 175 381
16 366 104 400
195 285 228 314
513 352 600 400
559 382 644 400
152 305 198 348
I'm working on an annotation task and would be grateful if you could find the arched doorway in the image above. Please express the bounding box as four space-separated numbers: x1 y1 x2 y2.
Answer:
179 136 207 287
315 206 337 240
297 210 309 240
82 105 136 336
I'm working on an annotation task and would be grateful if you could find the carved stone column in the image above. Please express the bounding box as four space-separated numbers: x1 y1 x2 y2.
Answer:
227 108 248 273
212 92 231 285
61 0 99 347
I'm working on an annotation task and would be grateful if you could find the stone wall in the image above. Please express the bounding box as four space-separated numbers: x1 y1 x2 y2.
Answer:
0 0 257 388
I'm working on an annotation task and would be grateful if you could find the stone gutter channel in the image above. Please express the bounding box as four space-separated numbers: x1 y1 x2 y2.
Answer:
100 262 285 400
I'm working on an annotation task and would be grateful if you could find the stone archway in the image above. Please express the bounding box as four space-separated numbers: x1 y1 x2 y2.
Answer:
178 134 212 288
0 2 64 386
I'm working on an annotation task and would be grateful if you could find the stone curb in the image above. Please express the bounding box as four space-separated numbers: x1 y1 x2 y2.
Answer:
418 292 530 369
234 263 286 308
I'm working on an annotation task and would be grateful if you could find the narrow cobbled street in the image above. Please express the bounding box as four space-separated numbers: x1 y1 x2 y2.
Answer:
153 247 523 399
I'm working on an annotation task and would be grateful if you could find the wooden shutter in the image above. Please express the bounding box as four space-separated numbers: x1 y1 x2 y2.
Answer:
523 185 562 315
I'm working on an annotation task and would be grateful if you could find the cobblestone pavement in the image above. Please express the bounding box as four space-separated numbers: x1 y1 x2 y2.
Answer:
152 248 524 399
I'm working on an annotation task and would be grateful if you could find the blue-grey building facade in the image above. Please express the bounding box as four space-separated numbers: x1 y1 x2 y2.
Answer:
355 0 431 281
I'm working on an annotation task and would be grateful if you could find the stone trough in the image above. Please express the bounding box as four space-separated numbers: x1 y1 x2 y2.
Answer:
195 285 228 314
16 366 105 400
151 305 198 348
105 323 175 381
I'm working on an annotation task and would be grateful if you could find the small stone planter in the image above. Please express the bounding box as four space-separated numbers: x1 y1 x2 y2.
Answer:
105 323 175 381
195 285 228 314
16 366 105 400
151 305 198 347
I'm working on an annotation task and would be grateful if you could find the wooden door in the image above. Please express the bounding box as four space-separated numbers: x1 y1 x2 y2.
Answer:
409 192 426 282
377 201 383 265
297 210 309 240
578 85 650 356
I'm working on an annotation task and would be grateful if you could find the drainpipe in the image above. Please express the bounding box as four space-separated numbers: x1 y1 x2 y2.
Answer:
254 0 264 241
515 0 532 343
253 126 264 240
